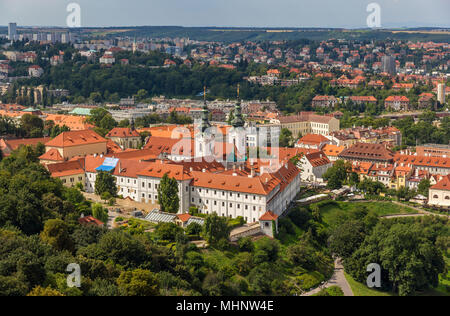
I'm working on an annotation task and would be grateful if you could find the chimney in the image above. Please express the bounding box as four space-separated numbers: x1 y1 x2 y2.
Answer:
202 168 206 173
190 167 193 172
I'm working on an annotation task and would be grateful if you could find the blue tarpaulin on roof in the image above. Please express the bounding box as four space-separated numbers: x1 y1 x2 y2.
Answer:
96 157 119 172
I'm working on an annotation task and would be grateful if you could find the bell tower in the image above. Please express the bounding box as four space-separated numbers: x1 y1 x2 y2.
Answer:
228 84 247 164
195 86 214 159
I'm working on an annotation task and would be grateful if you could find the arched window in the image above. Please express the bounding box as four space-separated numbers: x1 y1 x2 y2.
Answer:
445 196 450 200
433 195 438 199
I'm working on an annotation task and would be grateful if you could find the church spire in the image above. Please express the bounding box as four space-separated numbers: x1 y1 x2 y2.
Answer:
231 84 244 128
200 86 211 133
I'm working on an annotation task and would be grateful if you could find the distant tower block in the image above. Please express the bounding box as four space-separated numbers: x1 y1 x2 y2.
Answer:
8 22 17 41
381 55 396 76
437 83 446 105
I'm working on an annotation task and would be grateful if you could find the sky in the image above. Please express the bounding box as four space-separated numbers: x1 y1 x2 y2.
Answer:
0 0 449 28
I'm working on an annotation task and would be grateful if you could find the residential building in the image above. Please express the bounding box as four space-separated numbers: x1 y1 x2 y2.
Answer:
429 175 450 208
46 159 85 188
276 112 340 137
416 144 450 158
28 65 44 77
338 143 394 164
312 95 338 108
385 96 410 111
300 151 332 183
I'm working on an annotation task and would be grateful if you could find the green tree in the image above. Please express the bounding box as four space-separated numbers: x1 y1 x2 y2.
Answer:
155 222 183 242
328 220 366 259
117 269 159 296
92 203 109 224
417 179 431 197
157 173 179 213
95 171 117 197
202 213 231 246
279 128 294 147
40 219 74 252
323 160 351 189
27 286 64 296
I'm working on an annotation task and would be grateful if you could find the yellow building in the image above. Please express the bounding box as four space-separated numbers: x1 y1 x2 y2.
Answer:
45 159 85 188
276 112 339 137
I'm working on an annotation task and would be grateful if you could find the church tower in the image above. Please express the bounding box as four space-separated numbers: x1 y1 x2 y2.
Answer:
228 84 247 164
195 87 214 159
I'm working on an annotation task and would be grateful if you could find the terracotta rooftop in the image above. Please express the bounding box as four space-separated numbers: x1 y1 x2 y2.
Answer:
106 127 140 138
46 159 84 177
259 211 279 221
297 134 330 146
39 148 64 162
431 175 450 191
339 143 394 162
45 130 107 148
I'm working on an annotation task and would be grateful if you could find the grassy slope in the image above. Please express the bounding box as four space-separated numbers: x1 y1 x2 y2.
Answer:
319 201 417 227
344 272 393 296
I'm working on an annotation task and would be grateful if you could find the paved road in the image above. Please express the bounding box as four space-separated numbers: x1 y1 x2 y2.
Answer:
301 258 354 297
390 201 449 219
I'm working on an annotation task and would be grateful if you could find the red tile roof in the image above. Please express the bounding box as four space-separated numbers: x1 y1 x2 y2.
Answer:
39 148 64 162
177 214 192 223
78 215 104 227
46 159 84 177
46 130 107 148
297 134 330 146
259 211 279 221
431 175 450 191
339 143 394 162
106 128 140 138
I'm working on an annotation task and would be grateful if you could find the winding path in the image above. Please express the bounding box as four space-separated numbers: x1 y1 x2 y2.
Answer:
301 258 353 296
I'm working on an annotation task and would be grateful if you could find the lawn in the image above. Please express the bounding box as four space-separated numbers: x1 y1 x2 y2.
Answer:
316 200 417 227
344 272 393 296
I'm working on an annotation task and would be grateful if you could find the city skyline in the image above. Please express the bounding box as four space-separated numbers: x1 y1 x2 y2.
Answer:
0 0 450 28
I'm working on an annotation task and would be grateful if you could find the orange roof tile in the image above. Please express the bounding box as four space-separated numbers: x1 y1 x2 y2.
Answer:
39 148 64 162
46 130 107 148
259 211 279 221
